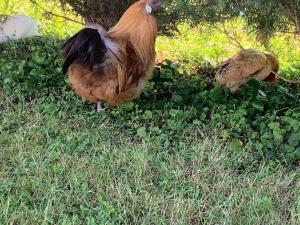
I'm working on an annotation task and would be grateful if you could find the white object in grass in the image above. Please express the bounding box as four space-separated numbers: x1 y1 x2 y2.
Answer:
0 15 39 43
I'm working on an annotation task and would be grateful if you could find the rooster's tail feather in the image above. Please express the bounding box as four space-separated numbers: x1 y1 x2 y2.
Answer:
62 28 107 74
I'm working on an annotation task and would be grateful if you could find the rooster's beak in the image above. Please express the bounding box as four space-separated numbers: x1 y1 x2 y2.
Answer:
153 1 163 11
157 2 163 9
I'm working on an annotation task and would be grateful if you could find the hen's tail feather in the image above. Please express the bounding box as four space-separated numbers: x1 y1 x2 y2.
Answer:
61 28 107 74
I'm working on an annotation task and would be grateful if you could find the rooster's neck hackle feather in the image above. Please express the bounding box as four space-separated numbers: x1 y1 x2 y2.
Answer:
107 0 157 92
108 0 157 60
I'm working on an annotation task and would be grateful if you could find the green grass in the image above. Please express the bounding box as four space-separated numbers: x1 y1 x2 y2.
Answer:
0 0 82 37
156 22 300 79
1 3 300 224
1 0 300 79
0 37 300 224
1 91 300 224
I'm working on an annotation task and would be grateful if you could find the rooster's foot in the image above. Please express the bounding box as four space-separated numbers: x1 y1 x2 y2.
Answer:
142 90 151 98
96 102 105 112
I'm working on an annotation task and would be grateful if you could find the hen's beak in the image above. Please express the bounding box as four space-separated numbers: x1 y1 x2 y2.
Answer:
263 72 278 83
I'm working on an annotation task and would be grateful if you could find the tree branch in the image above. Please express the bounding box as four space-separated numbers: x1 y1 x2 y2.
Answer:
212 23 245 49
29 0 84 25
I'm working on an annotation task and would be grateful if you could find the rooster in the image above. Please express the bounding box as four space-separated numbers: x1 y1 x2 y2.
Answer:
62 0 162 111
0 15 39 43
215 49 279 93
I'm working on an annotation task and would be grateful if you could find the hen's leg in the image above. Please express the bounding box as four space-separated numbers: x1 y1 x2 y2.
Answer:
96 102 105 112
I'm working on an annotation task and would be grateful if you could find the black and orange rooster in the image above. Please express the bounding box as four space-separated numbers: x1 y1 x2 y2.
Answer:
62 0 162 111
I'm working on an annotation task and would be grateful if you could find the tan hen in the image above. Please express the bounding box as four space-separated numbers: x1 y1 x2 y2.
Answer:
216 49 279 93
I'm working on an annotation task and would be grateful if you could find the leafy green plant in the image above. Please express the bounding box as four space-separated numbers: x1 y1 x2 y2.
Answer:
0 37 299 165
280 62 300 80
1 35 300 225
0 37 66 97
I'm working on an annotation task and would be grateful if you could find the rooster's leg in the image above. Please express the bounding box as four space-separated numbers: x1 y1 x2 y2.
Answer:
142 90 150 98
96 102 104 112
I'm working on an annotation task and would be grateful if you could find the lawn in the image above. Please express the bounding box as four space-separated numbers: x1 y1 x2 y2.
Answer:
0 1 300 223
0 36 299 224
1 91 299 224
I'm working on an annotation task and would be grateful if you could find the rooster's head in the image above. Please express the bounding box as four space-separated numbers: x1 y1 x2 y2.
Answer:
144 0 163 13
